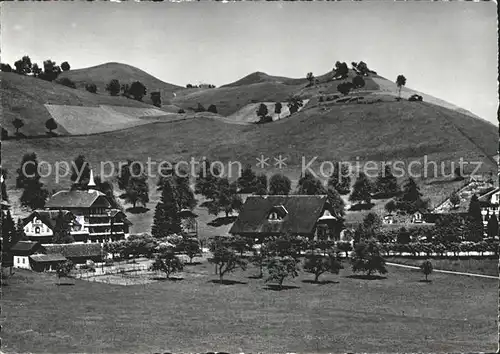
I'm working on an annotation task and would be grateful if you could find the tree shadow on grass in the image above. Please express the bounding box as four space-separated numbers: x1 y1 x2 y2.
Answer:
302 279 340 285
349 203 375 211
345 274 387 280
418 279 432 283
248 274 264 280
264 284 300 291
184 261 203 266
125 206 150 214
207 216 238 227
55 283 75 286
209 279 247 285
151 276 184 282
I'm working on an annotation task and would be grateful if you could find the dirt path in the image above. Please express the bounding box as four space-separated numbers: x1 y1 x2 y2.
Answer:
386 262 498 279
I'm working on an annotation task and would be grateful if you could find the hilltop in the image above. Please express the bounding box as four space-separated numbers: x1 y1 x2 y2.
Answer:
221 71 307 87
58 62 183 106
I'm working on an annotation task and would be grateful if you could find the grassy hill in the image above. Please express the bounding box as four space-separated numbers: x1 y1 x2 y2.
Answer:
221 71 308 87
0 72 172 137
58 62 183 106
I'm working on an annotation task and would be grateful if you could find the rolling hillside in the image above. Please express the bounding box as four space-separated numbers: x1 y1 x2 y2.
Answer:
221 71 308 87
0 72 178 137
58 62 183 106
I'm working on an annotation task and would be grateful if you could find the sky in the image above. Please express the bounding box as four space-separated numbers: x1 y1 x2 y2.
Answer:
1 1 497 124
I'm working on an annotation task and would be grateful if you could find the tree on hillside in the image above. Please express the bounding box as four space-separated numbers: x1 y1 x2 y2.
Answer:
487 213 499 238
12 118 24 135
256 103 269 122
1 63 12 72
31 63 42 77
349 172 373 205
352 75 365 89
85 83 97 94
334 61 349 79
337 82 354 96
396 75 406 100
304 252 343 283
205 178 243 218
236 164 257 193
106 79 121 96
195 159 221 200
274 102 282 119
157 165 197 211
449 191 460 209
195 103 206 113
207 104 218 114
351 239 387 276
129 81 147 101
151 179 181 238
287 96 303 115
40 60 61 81
150 248 184 279
306 72 315 86
328 162 351 195
357 61 369 76
420 260 433 282
14 56 32 75
296 171 324 195
396 177 428 214
122 175 149 209
209 238 247 283
16 153 49 210
56 260 75 285
45 118 58 134
269 173 292 195
374 165 399 198
70 155 91 189
150 92 161 107
52 211 74 244
60 61 70 71
56 77 76 88
254 174 268 195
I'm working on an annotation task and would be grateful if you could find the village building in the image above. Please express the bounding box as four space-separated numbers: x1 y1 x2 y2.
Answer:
229 195 343 241
478 187 500 227
9 241 67 272
24 171 132 244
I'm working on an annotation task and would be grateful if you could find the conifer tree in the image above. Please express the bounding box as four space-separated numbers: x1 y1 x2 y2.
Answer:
349 172 372 205
152 179 181 238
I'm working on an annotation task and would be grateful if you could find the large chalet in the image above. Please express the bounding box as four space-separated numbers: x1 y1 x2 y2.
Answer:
23 173 131 244
229 195 343 241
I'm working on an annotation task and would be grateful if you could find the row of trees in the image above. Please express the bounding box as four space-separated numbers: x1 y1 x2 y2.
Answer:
255 96 303 124
1 55 70 82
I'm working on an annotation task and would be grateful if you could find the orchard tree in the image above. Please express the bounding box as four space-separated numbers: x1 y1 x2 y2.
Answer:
181 237 201 264
56 260 75 285
296 171 324 195
45 118 58 134
256 103 268 121
150 249 184 279
420 260 433 282
266 256 299 289
106 79 121 96
195 159 221 200
396 75 406 100
206 178 243 218
16 153 49 209
349 172 373 205
351 239 387 276
303 252 343 283
269 173 291 195
337 82 353 96
209 238 247 283
129 81 147 101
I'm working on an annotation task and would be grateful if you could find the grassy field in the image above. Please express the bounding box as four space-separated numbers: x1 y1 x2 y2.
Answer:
2 260 497 353
386 256 499 277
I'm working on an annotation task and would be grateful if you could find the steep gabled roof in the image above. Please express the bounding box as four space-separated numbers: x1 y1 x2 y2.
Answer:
45 190 109 209
229 195 331 235
10 241 42 255
22 210 76 229
44 243 103 258
478 187 500 204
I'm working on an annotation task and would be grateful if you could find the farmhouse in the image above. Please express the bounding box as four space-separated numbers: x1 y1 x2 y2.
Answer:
9 241 68 272
30 178 132 244
229 195 343 241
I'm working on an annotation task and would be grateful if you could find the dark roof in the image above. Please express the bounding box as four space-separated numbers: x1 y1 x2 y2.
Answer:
44 243 103 258
229 195 331 236
45 190 109 209
479 188 499 204
10 241 42 255
30 254 67 263
22 210 76 229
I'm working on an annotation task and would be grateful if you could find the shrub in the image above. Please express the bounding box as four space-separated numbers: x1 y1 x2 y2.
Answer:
207 104 218 114
85 83 97 93
56 77 76 89
178 108 185 114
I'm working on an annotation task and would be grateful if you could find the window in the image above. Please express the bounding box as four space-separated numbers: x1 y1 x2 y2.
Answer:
17 257 20 264
22 258 25 264
268 212 279 220
35 227 41 234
